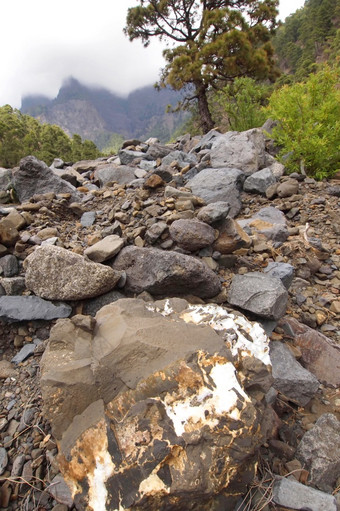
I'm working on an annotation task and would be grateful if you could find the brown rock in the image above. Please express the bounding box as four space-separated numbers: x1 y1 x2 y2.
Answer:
144 174 164 189
0 219 20 247
169 219 216 251
214 218 251 254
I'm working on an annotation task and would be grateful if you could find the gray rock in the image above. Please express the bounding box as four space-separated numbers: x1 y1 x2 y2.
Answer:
239 206 289 242
243 167 277 194
209 128 266 174
160 150 197 169
118 149 146 165
0 296 72 322
0 447 8 475
80 211 96 227
0 168 12 190
138 160 156 172
84 235 124 262
272 477 337 511
264 262 294 289
145 221 168 244
169 219 216 251
197 201 231 224
0 254 19 277
187 167 244 218
95 165 136 186
112 246 221 298
145 143 173 160
24 245 122 301
296 414 340 492
13 156 82 203
11 344 36 364
82 290 125 316
270 341 319 406
190 129 222 153
46 475 73 507
228 272 288 320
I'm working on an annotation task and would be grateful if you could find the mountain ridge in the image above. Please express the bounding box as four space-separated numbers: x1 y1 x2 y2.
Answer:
21 77 187 149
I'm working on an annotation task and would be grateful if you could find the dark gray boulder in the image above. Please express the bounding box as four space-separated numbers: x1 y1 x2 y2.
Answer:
13 156 82 203
263 262 294 289
112 246 221 298
187 167 244 218
270 341 319 406
0 296 72 322
227 272 288 320
243 167 277 194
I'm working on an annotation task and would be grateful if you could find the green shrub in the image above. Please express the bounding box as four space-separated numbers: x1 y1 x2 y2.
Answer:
216 77 271 132
266 65 340 179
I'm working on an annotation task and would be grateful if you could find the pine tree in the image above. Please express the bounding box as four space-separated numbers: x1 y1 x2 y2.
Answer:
125 0 279 133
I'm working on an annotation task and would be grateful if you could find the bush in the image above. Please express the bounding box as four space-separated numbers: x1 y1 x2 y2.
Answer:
266 65 340 179
216 77 271 132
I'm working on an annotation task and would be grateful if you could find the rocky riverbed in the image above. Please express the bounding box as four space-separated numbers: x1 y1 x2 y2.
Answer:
0 128 339 510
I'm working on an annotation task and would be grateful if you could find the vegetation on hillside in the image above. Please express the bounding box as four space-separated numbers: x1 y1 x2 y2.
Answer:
0 105 100 168
125 0 279 133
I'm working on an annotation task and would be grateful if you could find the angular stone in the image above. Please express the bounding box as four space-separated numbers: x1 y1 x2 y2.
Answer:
0 255 19 277
187 167 244 218
0 167 12 190
197 201 230 224
95 165 136 186
160 150 196 169
82 290 125 317
0 296 72 322
11 344 36 364
278 317 340 387
296 414 340 492
228 272 288 320
145 222 168 245
239 206 289 242
270 341 319 406
0 447 8 475
209 128 266 174
214 218 251 254
118 149 146 165
24 245 121 300
112 246 221 298
272 477 337 511
169 219 216 251
84 235 124 263
146 143 173 160
41 299 273 509
263 262 294 289
243 167 277 194
46 475 73 507
0 276 26 295
80 211 96 227
13 156 82 203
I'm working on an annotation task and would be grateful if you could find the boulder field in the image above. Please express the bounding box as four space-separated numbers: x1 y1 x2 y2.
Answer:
0 127 339 510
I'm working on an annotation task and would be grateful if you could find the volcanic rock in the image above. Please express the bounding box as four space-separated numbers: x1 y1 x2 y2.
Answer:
169 219 216 251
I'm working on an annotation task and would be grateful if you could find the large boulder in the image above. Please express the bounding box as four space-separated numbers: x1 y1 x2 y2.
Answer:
243 167 277 194
13 156 82 203
187 167 244 218
112 246 221 298
24 245 121 300
227 272 288 320
41 299 274 510
209 129 266 174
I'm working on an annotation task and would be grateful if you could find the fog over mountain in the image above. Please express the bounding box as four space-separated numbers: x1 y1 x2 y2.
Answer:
21 78 188 147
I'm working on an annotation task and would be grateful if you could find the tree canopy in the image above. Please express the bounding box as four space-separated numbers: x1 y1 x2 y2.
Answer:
125 0 279 132
0 105 100 168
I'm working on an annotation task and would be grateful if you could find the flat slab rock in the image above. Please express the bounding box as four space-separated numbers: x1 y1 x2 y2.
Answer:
112 246 221 298
24 245 121 301
41 298 274 510
0 295 72 322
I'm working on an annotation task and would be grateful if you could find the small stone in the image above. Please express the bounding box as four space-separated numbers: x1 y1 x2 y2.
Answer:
84 235 124 263
11 344 36 364
0 447 8 475
80 211 96 227
46 475 74 506
0 360 16 379
0 254 19 277
144 174 164 188
330 300 340 313
272 477 337 511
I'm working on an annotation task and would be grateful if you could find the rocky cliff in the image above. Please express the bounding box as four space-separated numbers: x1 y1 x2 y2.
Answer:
21 78 187 149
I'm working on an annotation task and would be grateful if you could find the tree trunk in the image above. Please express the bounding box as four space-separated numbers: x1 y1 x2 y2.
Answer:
194 81 215 133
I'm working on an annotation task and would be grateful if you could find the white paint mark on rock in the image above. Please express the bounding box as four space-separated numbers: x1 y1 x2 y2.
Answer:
88 449 115 511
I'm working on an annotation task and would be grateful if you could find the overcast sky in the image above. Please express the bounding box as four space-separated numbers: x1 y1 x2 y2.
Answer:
1 0 305 109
